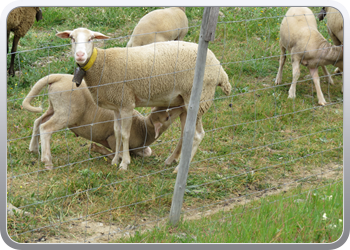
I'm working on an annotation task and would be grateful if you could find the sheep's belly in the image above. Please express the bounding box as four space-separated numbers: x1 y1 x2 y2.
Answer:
135 92 184 107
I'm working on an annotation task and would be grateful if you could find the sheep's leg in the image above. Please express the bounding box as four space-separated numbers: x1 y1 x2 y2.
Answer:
165 111 187 165
321 66 334 85
309 67 327 106
173 117 205 173
37 108 65 169
7 31 10 54
29 116 43 153
29 108 54 153
111 111 122 166
275 44 286 85
288 60 301 99
134 147 152 157
9 35 20 76
39 122 64 170
90 143 115 160
112 109 133 170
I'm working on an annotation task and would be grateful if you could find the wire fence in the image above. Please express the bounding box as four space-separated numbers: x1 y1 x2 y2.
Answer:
6 7 343 243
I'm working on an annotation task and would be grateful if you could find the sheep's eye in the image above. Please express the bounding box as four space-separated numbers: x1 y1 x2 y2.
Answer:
165 116 170 121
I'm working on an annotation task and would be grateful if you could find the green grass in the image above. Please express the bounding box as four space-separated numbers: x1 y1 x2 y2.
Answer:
7 7 343 243
116 180 343 243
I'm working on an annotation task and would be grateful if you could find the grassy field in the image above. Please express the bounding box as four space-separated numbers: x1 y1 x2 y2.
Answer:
6 7 343 243
117 180 343 243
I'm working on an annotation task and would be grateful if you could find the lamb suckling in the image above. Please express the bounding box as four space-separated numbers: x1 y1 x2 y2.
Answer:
275 7 343 106
7 7 43 76
56 28 232 171
126 7 188 47
22 74 183 169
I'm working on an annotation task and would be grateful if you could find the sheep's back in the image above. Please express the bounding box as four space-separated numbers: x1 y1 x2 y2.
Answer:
7 7 38 37
325 7 343 45
96 42 222 103
84 42 223 109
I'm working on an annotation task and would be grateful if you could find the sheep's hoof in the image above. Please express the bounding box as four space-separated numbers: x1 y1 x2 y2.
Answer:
118 163 128 171
45 165 53 170
318 102 326 106
165 157 177 165
288 94 296 99
135 147 152 157
172 166 179 174
111 157 119 166
29 147 39 154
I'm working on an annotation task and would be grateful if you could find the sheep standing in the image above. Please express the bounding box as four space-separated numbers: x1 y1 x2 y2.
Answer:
318 7 343 90
22 74 183 169
318 7 343 48
126 7 188 47
56 28 232 171
7 7 42 76
275 7 343 105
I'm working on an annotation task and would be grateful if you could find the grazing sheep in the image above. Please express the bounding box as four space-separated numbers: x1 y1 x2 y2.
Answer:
275 7 343 105
56 28 232 170
7 7 42 76
126 7 188 47
318 7 343 88
22 74 183 169
318 7 343 47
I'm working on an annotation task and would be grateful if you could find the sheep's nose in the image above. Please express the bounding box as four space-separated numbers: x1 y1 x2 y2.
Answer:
76 51 85 58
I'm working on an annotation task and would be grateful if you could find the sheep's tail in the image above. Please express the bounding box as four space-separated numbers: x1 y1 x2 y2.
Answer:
22 74 63 113
218 67 232 96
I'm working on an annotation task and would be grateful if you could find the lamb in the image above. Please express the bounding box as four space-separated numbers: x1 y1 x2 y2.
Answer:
275 7 343 106
22 74 183 169
7 7 42 76
56 28 232 171
126 7 188 47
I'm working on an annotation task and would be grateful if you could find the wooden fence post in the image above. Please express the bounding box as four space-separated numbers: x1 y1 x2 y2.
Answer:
168 7 220 226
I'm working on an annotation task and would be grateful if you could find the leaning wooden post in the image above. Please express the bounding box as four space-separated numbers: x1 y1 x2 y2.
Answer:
169 7 220 226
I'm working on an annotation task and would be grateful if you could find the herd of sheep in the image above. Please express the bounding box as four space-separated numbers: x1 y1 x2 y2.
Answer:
7 7 343 172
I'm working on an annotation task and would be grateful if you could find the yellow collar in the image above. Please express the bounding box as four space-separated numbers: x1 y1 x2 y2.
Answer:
81 48 97 71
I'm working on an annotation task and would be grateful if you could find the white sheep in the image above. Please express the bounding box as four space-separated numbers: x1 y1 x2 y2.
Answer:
22 74 183 169
7 7 42 76
275 7 343 105
127 7 188 47
318 7 343 88
56 28 232 171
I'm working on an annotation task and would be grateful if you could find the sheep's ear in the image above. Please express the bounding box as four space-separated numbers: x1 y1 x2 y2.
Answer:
93 32 110 40
56 31 73 39
154 122 163 139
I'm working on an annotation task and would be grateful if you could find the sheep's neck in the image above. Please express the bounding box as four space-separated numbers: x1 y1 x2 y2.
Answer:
320 43 343 64
81 48 98 71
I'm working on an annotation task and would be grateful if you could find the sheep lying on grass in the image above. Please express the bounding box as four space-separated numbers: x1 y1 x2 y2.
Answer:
127 7 188 47
22 74 183 169
56 28 232 171
275 7 343 105
7 7 42 76
318 7 343 90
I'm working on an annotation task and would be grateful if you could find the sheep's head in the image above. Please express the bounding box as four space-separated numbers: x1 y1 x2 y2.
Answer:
318 7 327 21
56 28 109 66
151 107 183 139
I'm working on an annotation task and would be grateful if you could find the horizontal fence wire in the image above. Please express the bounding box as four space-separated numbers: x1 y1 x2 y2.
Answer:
7 7 343 243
